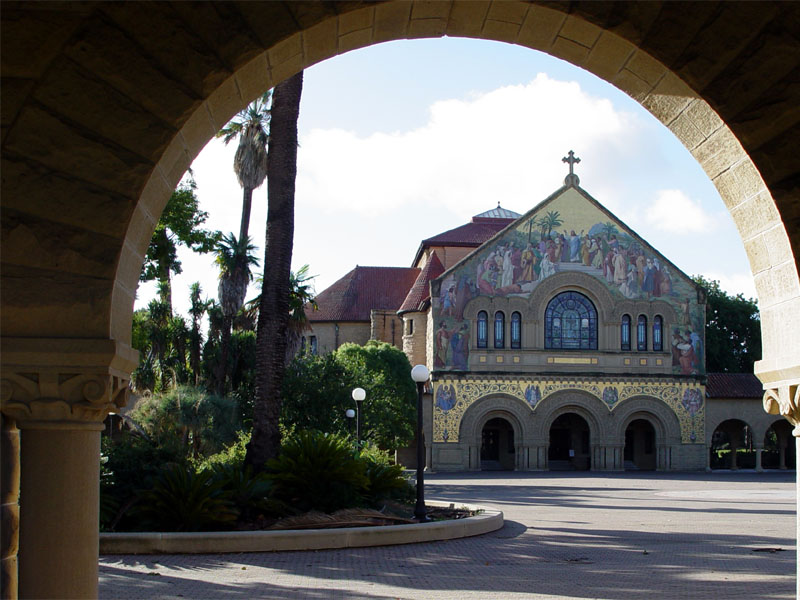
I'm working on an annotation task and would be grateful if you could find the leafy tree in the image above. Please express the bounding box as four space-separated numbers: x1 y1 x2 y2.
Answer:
693 275 761 372
140 175 220 311
214 233 259 395
217 91 271 245
280 353 353 436
247 71 304 470
334 341 417 450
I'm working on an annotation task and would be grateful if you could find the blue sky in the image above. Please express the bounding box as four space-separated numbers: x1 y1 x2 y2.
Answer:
136 37 755 316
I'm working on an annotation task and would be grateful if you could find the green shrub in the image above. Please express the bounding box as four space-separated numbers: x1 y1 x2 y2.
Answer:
100 432 186 531
266 431 369 513
208 462 287 520
363 460 414 506
194 430 250 471
132 465 238 531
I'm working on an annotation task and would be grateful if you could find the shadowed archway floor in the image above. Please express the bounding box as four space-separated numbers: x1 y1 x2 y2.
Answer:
99 471 794 599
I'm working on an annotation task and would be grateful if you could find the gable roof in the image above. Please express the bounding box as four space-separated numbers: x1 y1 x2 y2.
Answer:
705 373 763 398
435 181 701 295
398 252 445 314
308 266 420 322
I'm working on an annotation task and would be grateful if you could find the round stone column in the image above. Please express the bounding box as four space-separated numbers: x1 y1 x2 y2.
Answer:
1 338 136 600
19 426 103 599
1 414 20 600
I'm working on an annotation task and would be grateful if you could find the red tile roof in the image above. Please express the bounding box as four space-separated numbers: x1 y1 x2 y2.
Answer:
307 266 420 322
420 220 513 247
705 372 763 398
398 252 445 314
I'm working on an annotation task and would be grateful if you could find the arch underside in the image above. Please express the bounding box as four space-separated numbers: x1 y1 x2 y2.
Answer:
0 2 797 393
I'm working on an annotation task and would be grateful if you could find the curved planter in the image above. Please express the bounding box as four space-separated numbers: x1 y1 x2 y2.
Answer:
100 502 503 555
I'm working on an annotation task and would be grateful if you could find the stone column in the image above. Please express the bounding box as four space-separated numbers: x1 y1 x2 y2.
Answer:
754 443 764 472
706 444 712 472
1 414 20 600
763 382 800 599
1 338 136 600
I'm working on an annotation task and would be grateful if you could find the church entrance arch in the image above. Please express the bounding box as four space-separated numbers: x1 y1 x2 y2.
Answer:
624 419 656 471
481 417 515 471
548 413 591 471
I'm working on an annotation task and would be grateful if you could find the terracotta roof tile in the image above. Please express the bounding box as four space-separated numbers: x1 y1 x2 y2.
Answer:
420 220 513 247
398 252 445 314
706 372 763 398
308 266 419 322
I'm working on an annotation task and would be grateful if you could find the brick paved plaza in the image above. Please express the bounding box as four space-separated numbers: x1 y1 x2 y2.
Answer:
99 471 795 599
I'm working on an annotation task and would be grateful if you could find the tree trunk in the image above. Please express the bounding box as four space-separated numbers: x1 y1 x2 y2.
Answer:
216 315 233 396
246 71 303 469
239 186 254 245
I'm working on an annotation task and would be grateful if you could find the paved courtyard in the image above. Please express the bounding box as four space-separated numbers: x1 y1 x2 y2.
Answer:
100 471 796 599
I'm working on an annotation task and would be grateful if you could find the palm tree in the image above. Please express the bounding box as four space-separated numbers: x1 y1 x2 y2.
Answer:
214 233 259 395
540 210 563 239
243 264 319 365
246 71 304 470
217 92 271 244
187 283 210 385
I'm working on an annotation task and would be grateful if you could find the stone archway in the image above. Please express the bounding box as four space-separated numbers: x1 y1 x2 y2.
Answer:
3 2 800 597
459 394 529 471
548 412 591 471
480 416 516 471
763 419 796 471
624 419 656 471
612 396 684 471
710 419 754 470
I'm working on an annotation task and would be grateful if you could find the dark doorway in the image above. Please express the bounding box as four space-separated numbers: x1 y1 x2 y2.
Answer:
763 420 796 470
624 419 656 470
548 413 590 471
481 417 515 470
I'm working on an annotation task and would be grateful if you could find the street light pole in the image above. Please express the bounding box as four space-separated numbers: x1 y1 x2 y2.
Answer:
410 364 430 522
345 408 355 444
352 387 366 451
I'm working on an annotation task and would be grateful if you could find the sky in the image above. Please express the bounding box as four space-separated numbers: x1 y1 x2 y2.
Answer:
135 37 756 317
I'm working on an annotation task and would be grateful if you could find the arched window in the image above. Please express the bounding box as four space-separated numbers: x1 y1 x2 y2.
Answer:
621 314 631 351
653 315 663 351
494 311 505 349
545 291 597 350
637 315 648 351
477 311 488 348
511 312 522 349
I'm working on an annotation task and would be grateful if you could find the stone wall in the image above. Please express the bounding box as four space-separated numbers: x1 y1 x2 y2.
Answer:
306 322 370 355
370 309 403 349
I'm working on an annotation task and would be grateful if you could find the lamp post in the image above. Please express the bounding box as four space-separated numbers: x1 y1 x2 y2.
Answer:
351 387 365 450
410 364 430 522
345 408 355 442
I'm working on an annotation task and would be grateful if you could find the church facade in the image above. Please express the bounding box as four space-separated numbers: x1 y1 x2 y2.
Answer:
306 156 768 472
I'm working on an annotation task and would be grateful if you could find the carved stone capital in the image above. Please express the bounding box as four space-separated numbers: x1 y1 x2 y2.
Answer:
763 382 800 437
0 338 137 429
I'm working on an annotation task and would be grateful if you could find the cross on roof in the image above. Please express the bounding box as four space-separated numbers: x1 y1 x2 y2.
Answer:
562 150 581 187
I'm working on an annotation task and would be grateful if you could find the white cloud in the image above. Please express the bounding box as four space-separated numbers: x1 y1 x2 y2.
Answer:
645 189 718 234
703 271 758 302
295 74 639 221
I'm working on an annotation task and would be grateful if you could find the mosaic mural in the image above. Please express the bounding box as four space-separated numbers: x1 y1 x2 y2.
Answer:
432 188 706 375
432 377 705 445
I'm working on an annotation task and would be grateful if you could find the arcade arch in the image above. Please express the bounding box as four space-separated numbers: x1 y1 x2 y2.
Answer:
2 2 800 597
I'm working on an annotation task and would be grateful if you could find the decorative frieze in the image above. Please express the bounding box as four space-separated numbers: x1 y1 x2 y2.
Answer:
0 337 136 428
432 375 704 444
